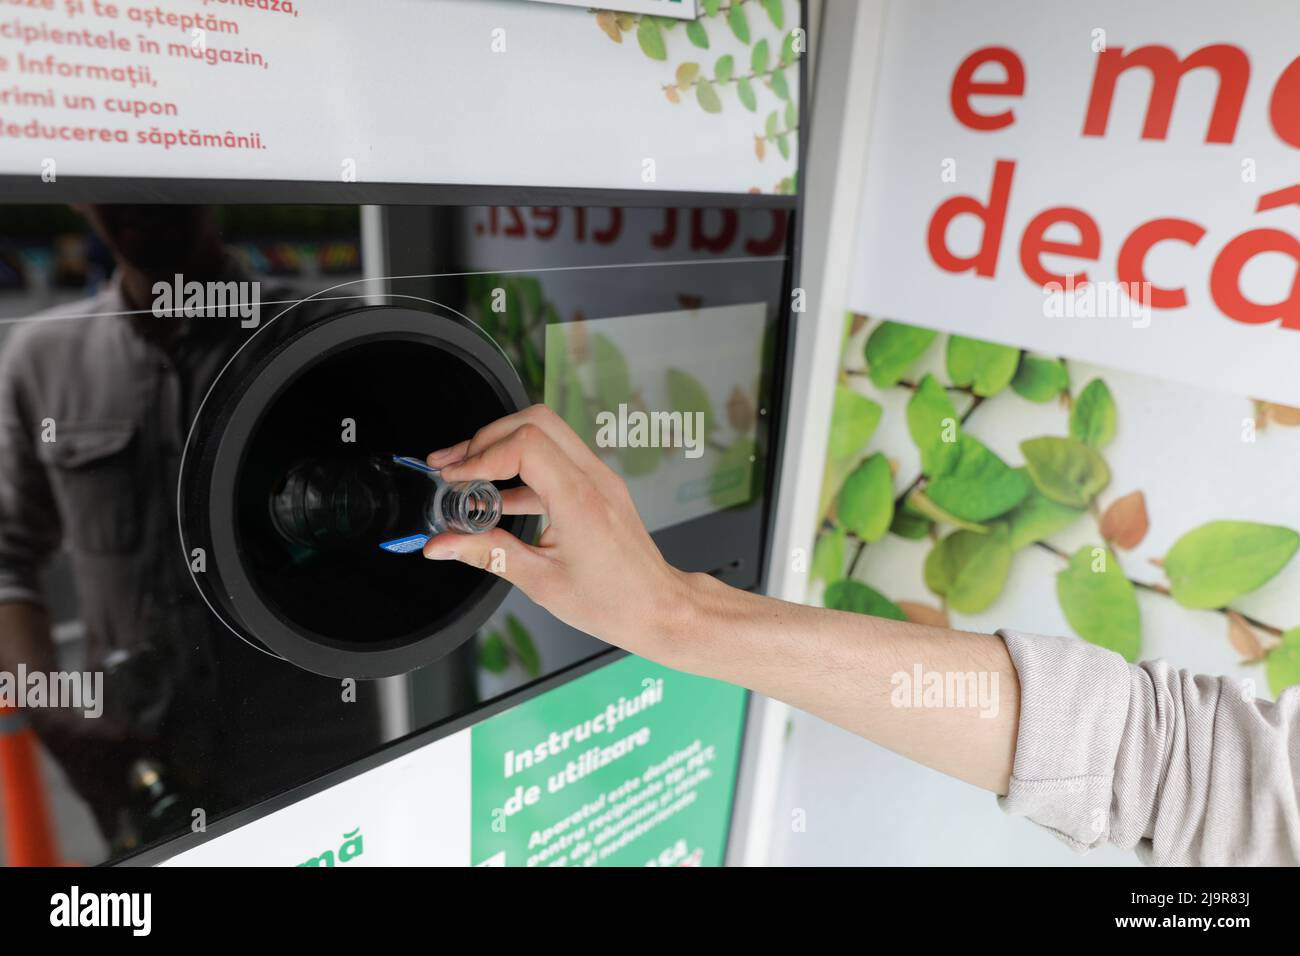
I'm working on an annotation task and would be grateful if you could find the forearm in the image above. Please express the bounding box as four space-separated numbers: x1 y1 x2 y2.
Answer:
423 408 1022 796
665 572 1020 795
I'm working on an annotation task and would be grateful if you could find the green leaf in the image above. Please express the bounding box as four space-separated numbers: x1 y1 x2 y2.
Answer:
765 110 779 139
906 372 961 475
592 334 658 476
838 453 894 543
751 38 770 74
503 279 524 336
864 320 937 388
824 579 906 621
1164 521 1300 609
1020 436 1110 508
781 28 799 65
561 369 593 450
506 614 541 677
812 528 845 583
521 336 544 393
771 67 790 100
946 335 1020 397
686 18 709 48
1011 356 1069 403
592 333 631 409
889 501 933 540
714 54 734 83
927 435 1029 522
819 457 851 525
784 98 797 131
1070 378 1118 448
546 328 579 416
675 61 700 87
666 367 715 437
762 0 784 29
1266 628 1300 697
1056 546 1141 661
637 17 667 60
702 0 721 15
776 134 790 160
479 631 509 674
737 77 757 111
727 3 750 43
924 527 1012 613
827 385 882 460
516 276 544 320
1003 480 1085 550
697 79 723 113
906 490 989 534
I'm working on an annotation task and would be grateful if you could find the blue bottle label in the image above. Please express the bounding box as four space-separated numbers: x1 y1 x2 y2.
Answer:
378 533 430 554
391 455 437 475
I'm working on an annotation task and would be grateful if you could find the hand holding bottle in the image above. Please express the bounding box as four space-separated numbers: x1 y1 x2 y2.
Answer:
424 405 1022 798
422 404 699 663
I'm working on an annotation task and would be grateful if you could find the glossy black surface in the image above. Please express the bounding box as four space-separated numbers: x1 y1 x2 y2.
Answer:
0 202 794 864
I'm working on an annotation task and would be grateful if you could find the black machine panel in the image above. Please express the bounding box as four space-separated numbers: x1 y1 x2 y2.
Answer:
0 202 795 863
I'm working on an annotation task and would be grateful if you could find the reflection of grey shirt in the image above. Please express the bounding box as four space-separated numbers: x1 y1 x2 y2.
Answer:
0 277 237 628
0 274 253 668
0 270 381 814
998 629 1300 865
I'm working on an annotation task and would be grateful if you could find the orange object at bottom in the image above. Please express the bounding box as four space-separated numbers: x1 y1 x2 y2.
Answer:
0 706 58 866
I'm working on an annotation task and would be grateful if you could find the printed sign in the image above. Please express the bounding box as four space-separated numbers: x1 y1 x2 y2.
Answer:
160 656 747 866
850 0 1300 405
471 655 746 867
0 0 799 194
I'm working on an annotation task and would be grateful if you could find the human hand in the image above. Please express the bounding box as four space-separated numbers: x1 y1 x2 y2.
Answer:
422 405 700 662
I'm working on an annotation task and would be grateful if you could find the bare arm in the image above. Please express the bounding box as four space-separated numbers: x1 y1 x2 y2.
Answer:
422 405 1020 795
421 405 1300 864
685 577 1019 793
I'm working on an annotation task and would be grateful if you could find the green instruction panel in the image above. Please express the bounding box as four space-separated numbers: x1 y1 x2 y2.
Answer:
471 656 748 867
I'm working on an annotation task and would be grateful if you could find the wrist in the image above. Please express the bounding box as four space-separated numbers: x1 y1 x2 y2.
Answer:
649 568 734 677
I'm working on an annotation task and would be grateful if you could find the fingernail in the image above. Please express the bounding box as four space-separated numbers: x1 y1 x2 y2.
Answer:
426 448 454 464
424 547 459 561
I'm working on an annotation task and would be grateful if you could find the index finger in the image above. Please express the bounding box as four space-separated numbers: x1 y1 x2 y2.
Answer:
430 404 602 473
439 422 587 515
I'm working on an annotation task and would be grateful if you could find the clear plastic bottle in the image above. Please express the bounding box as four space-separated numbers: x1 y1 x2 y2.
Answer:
269 455 502 554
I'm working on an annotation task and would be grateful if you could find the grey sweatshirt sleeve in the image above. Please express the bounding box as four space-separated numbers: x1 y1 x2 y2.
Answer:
996 629 1300 866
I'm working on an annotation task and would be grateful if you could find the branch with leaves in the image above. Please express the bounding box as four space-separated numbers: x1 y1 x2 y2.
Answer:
814 315 1300 697
592 0 802 194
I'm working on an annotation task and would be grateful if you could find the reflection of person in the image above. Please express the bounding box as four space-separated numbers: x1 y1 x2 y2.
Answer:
0 206 380 854
423 405 1300 866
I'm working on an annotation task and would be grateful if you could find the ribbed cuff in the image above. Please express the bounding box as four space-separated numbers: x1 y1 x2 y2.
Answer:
995 629 1133 852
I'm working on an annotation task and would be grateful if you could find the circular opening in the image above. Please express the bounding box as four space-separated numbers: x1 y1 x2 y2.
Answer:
434 478 503 534
234 337 512 647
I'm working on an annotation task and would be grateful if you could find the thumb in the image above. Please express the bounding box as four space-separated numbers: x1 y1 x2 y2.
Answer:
422 527 550 594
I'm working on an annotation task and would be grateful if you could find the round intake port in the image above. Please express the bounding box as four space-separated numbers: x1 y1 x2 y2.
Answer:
180 306 535 679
